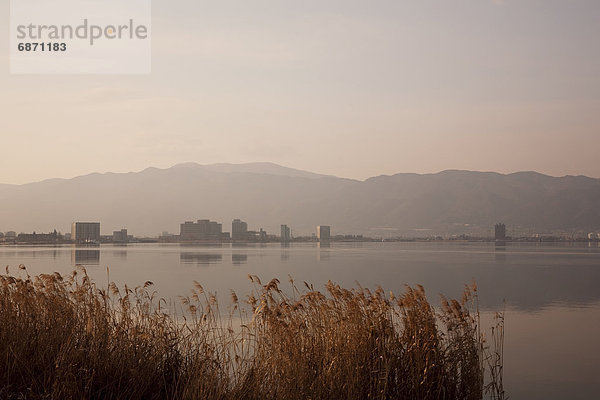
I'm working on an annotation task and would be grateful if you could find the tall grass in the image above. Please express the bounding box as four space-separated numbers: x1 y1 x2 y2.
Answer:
0 266 504 399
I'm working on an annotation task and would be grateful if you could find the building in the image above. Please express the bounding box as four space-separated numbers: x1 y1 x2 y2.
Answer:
113 229 128 243
281 225 291 242
232 219 248 241
180 219 223 241
317 225 331 242
72 222 101 243
495 223 506 241
17 231 60 243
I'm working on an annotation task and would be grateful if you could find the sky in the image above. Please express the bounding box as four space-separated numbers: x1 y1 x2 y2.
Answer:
1 0 599 184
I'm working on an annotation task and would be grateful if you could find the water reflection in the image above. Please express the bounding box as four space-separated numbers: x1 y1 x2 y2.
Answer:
71 249 100 265
180 252 222 265
0 249 61 259
1 242 599 312
180 243 225 248
232 254 248 265
112 250 127 260
317 242 331 261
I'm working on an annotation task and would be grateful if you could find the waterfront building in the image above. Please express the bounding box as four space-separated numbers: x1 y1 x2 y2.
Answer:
232 219 248 241
180 219 223 241
317 225 331 242
113 229 128 243
72 222 101 243
495 223 506 241
16 231 60 243
281 225 291 242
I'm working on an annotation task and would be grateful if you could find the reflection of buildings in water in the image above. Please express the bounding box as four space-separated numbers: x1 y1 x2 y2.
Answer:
232 254 248 265
71 249 100 265
180 252 223 265
180 243 224 248
280 243 291 261
494 242 507 262
112 250 127 260
317 242 331 261
7 249 61 260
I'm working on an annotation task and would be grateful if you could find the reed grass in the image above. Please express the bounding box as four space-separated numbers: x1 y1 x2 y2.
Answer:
0 266 504 399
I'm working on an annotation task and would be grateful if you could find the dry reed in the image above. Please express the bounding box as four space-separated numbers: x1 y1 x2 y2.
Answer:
0 266 504 400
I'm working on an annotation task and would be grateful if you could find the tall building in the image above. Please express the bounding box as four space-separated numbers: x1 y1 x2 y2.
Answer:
71 222 100 243
180 219 223 241
495 223 506 241
317 225 331 242
232 219 248 241
281 225 291 242
113 229 128 243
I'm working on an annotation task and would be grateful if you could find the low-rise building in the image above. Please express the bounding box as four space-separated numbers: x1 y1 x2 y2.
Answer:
113 229 128 243
180 219 223 241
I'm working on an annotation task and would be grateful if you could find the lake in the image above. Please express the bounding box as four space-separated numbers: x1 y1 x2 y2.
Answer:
1 242 599 399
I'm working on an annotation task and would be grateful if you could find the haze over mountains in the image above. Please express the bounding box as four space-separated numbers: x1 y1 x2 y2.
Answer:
0 163 599 237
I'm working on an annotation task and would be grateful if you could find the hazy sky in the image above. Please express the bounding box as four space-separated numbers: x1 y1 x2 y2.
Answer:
1 0 599 184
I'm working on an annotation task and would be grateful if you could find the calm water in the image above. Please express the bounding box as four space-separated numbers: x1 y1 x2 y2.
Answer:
2 242 599 399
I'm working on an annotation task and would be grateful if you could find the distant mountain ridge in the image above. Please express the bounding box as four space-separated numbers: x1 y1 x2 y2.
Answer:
167 162 333 179
0 163 599 236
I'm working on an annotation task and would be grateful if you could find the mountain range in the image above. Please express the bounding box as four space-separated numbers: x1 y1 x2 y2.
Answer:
1 163 599 237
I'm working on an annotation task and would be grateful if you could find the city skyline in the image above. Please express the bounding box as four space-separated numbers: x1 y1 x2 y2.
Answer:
0 164 598 237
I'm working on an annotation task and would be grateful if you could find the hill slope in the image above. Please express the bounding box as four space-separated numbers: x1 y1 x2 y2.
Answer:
0 164 599 236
